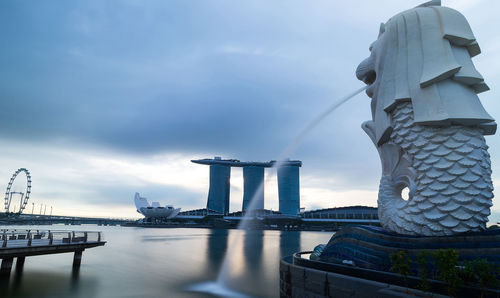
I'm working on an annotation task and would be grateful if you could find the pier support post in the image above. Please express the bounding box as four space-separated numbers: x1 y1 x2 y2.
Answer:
0 257 14 277
15 257 25 273
73 250 83 269
13 256 25 285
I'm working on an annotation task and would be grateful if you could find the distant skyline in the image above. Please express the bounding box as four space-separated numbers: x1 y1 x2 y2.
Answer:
0 0 498 221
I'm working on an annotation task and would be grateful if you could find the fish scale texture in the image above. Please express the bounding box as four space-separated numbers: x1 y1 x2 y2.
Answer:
378 102 494 236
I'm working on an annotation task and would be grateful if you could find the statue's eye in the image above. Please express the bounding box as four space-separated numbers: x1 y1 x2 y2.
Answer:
369 41 376 52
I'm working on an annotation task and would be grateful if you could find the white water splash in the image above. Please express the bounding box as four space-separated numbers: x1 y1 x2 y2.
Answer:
189 281 250 298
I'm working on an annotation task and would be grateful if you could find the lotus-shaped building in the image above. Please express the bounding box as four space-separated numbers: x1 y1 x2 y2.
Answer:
134 192 181 219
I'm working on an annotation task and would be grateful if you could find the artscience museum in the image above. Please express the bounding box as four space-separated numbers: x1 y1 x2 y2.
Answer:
134 192 181 219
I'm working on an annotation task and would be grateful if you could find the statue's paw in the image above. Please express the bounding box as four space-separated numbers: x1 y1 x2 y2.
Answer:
362 121 376 145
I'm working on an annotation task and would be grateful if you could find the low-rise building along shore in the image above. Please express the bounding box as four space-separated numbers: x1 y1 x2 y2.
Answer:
129 206 380 231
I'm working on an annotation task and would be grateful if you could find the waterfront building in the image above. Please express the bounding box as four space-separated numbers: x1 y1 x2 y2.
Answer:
170 206 379 231
134 193 180 219
178 208 222 217
207 162 231 215
242 166 264 211
300 206 378 220
191 157 302 215
278 164 300 215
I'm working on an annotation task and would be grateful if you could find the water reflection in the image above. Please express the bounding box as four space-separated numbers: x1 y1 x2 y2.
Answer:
12 258 25 290
243 230 263 273
0 275 10 297
206 229 265 276
142 234 207 242
279 231 301 259
6 270 98 298
71 266 80 292
206 229 228 273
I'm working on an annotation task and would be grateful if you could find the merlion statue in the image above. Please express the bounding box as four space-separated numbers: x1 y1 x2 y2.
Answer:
356 0 496 236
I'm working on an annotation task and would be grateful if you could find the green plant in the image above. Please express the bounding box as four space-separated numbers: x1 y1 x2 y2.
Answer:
389 249 500 296
416 251 432 292
390 250 411 287
461 258 498 290
433 249 461 297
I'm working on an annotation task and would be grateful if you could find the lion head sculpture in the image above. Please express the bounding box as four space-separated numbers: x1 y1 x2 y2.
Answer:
357 0 496 146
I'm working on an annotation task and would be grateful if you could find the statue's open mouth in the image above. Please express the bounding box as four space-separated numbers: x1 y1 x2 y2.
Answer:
364 70 376 97
356 57 377 98
363 70 376 85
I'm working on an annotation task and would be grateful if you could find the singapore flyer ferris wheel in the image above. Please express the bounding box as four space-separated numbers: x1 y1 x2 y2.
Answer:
4 168 32 215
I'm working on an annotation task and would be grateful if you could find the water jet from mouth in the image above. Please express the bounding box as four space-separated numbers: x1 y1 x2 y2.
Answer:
189 85 367 297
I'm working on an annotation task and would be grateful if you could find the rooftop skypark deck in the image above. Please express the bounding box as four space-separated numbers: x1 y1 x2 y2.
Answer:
191 157 302 167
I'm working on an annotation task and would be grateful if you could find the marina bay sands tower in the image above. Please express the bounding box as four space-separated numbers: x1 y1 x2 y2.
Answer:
242 166 264 211
207 162 231 215
191 157 302 215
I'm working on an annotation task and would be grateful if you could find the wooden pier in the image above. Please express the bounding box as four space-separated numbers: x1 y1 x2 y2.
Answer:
0 229 105 278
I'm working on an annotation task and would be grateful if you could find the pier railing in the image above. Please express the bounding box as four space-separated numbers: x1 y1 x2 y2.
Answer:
0 229 103 249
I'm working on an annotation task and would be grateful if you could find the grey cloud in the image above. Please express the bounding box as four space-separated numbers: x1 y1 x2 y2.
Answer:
0 1 373 161
0 0 498 214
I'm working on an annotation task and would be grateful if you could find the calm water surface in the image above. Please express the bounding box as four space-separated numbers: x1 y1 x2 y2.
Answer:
3 225 331 298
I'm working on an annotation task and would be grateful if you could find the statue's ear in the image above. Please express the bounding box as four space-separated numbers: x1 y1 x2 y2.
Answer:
417 0 441 8
378 23 385 37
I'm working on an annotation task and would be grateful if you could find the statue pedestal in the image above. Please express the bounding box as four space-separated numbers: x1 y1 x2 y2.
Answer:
280 226 500 297
280 254 449 298
317 225 500 271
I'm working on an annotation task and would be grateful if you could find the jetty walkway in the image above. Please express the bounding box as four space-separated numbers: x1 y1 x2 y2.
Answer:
0 229 106 278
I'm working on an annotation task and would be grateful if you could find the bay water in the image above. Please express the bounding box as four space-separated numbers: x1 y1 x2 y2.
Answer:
3 225 331 298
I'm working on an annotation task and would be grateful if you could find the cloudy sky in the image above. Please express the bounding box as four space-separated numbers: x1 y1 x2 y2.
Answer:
0 0 499 221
